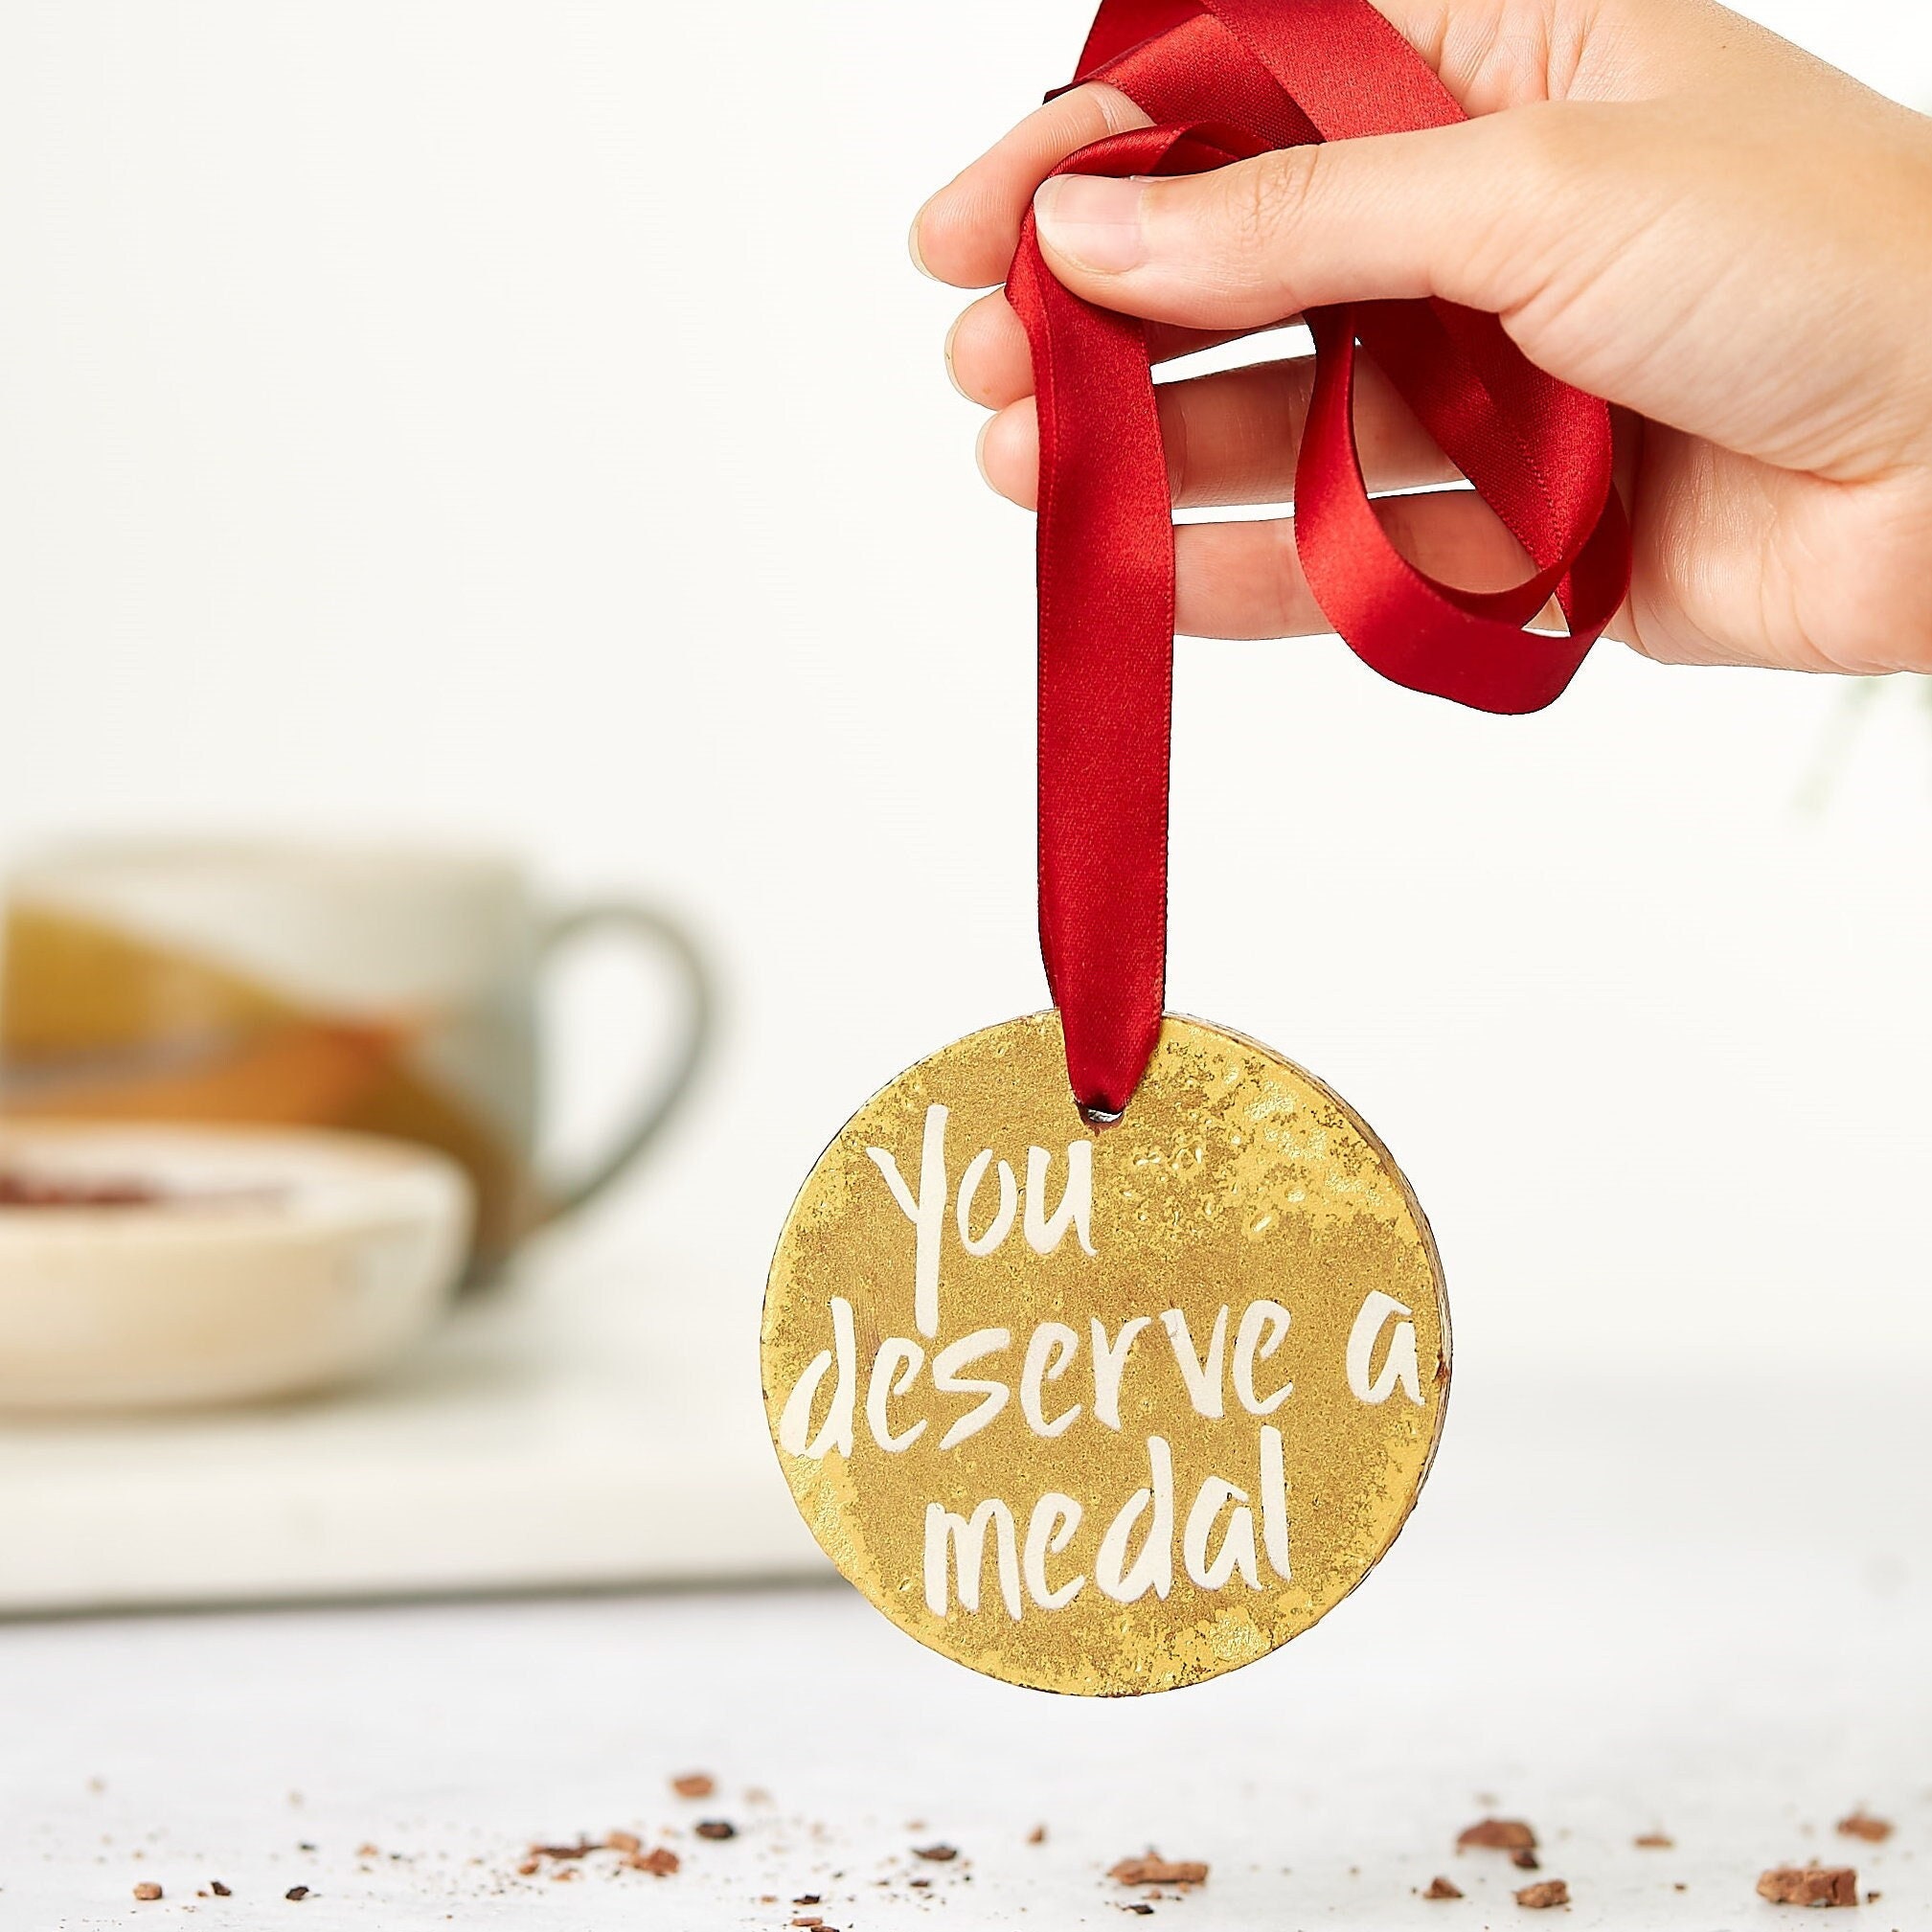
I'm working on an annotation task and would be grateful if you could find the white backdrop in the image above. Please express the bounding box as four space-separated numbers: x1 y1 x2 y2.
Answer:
1 0 1929 1379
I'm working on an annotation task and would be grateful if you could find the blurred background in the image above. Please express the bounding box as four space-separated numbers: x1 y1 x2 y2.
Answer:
0 0 1927 1592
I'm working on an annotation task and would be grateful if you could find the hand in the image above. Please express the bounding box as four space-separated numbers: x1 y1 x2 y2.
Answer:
912 0 1932 674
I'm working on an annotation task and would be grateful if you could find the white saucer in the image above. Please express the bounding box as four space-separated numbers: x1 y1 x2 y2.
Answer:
0 1123 471 1411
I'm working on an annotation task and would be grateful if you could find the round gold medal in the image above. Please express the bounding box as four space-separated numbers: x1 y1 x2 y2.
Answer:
761 1011 1448 1696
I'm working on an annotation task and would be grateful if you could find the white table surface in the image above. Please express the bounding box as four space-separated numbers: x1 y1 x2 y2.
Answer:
0 1248 817 1616
2 1366 1924 1932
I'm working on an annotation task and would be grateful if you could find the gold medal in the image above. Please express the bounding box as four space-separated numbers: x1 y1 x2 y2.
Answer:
761 1010 1448 1696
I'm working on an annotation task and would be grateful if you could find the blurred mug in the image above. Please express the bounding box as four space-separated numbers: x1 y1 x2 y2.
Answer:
0 843 709 1274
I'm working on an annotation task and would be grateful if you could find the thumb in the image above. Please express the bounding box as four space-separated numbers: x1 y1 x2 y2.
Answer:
1030 105 1601 331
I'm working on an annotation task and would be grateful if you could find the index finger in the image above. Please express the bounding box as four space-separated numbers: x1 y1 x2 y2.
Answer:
912 80 1152 289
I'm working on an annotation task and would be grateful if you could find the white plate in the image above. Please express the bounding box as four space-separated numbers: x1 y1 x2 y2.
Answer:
0 1123 470 1411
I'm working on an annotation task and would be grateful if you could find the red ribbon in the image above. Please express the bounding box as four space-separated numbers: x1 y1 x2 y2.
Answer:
1008 0 1631 1120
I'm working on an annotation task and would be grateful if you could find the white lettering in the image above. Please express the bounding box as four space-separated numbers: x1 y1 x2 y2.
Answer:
1233 1299 1293 1415
1260 1423 1290 1580
867 1103 949 1338
1161 1305 1228 1420
1023 1492 1085 1609
1090 1315 1150 1431
1019 1322 1081 1439
1024 1141 1097 1256
932 1328 1012 1450
777 1296 855 1459
864 1337 925 1453
924 1499 1021 1619
955 1148 1017 1257
1182 1478 1260 1591
1095 1435 1174 1603
1346 1290 1422 1405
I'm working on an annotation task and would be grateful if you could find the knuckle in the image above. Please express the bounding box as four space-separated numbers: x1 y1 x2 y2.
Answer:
1458 100 1603 310
1618 602 1672 665
1227 146 1326 256
1191 147 1326 312
1496 96 1600 192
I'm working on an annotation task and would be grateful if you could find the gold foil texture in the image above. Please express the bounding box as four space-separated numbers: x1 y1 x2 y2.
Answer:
762 1011 1448 1695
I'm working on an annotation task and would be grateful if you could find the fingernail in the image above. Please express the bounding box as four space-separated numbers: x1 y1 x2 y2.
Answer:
974 415 993 488
1033 173 1148 273
943 312 967 398
909 200 937 280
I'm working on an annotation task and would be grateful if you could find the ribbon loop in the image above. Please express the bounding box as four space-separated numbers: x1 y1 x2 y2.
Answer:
1013 0 1632 1119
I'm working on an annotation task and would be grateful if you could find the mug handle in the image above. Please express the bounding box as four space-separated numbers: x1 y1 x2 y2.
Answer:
529 899 712 1228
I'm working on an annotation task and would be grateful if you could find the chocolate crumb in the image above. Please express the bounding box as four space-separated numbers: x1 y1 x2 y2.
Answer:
1028 1824 1048 1845
516 1859 539 1876
1423 1875 1464 1899
915 1844 959 1863
1758 1867 1859 1908
1514 1879 1569 1909
1634 1833 1674 1850
605 1830 642 1855
1838 1812 1893 1844
355 1842 378 1858
530 1840 595 1860
1512 1850 1541 1871
211 1881 231 1897
693 1820 736 1841
794 1896 823 1906
628 1848 680 1877
909 1877 931 1889
1110 1855 1208 1888
1459 1819 1537 1853
133 1882 163 1901
0 1170 164 1208
1866 1890 1881 1903
791 1919 823 1928
671 1773 716 1799
285 1886 310 1901
1122 1907 1154 1919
